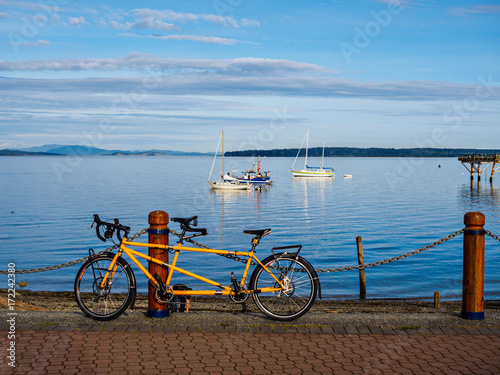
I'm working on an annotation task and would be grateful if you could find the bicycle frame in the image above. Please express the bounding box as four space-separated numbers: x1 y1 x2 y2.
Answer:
98 237 285 297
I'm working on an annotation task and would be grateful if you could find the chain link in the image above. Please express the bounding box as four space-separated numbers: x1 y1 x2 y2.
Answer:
169 229 258 265
486 230 500 243
316 229 465 273
0 228 148 274
0 227 484 275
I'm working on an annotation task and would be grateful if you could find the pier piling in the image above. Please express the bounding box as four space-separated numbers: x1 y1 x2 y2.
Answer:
458 153 500 182
147 210 170 318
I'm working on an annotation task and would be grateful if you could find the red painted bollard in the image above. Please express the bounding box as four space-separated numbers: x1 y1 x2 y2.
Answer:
147 210 170 318
461 212 485 320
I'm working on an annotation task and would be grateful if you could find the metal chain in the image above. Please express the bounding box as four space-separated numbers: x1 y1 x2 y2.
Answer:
169 229 257 265
0 228 148 274
0 227 471 275
486 230 500 242
316 229 465 273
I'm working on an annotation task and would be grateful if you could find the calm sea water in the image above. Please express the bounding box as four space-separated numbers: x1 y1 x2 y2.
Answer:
1 155 499 300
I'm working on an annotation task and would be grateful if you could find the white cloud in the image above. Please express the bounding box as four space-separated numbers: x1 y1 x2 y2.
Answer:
1 70 497 102
69 16 86 27
105 8 257 30
449 5 500 17
15 39 51 47
0 12 11 19
0 54 325 74
147 34 239 45
33 14 46 24
132 9 240 27
241 18 261 27
51 14 67 26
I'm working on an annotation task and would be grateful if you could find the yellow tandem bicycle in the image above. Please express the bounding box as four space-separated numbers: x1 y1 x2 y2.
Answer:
74 214 319 321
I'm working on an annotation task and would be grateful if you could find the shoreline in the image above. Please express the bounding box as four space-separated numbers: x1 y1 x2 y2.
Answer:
2 288 499 314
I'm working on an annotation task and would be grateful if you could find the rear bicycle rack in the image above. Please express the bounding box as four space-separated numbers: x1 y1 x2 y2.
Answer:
271 245 302 259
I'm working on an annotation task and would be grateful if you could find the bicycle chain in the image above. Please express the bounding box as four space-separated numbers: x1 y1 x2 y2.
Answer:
316 229 465 273
0 228 148 275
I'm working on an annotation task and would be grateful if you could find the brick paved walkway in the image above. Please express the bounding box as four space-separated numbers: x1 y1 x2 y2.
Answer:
2 328 500 374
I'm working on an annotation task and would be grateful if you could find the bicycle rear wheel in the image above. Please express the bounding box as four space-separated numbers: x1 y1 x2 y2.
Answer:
250 253 318 321
74 254 136 321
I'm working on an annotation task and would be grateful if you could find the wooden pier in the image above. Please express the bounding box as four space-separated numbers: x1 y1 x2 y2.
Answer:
458 153 500 182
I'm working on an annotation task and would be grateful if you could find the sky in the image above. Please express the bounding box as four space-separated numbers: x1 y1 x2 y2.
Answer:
0 0 499 153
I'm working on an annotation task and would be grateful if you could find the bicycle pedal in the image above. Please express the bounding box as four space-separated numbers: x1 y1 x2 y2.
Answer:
230 272 240 293
154 273 167 295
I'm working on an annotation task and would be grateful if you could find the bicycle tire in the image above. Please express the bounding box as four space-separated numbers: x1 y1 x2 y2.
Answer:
74 253 136 321
250 253 318 321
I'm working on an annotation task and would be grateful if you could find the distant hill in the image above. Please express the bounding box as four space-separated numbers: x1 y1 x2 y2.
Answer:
225 147 500 158
0 149 60 156
2 144 499 158
0 144 213 156
45 145 117 155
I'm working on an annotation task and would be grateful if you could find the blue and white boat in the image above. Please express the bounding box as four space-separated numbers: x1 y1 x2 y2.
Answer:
236 156 272 185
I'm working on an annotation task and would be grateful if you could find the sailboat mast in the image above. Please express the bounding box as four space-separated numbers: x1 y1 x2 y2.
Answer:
221 129 224 178
304 130 309 169
321 142 325 169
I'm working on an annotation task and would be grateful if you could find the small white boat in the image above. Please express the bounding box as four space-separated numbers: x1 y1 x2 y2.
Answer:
291 130 334 178
343 174 352 178
208 130 250 190
208 180 250 190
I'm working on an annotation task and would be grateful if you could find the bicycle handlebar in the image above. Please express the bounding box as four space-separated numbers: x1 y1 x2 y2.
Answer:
171 215 208 236
92 214 131 242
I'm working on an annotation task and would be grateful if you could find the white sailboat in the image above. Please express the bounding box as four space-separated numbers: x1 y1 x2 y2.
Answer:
290 130 334 178
208 130 251 190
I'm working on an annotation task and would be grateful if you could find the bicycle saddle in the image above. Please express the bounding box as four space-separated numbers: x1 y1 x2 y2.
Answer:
171 216 197 227
243 229 272 238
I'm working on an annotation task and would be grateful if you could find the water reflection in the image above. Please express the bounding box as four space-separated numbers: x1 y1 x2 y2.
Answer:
208 187 271 238
459 181 500 209
290 177 335 220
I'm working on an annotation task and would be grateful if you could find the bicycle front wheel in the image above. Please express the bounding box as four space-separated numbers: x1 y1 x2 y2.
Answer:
74 254 136 321
250 253 318 321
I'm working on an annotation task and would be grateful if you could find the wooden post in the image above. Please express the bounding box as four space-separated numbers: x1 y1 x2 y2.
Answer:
434 291 440 308
461 211 485 320
147 210 170 318
356 236 367 299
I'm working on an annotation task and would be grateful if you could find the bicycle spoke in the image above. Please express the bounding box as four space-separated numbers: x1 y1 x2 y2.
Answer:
251 254 317 321
75 255 134 320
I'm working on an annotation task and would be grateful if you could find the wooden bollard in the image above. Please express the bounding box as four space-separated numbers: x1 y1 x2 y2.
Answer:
461 212 485 320
356 236 367 299
434 291 440 308
147 210 170 318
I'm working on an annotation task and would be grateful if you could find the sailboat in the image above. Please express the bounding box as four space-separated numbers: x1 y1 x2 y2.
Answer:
290 130 334 178
235 156 272 185
208 130 251 190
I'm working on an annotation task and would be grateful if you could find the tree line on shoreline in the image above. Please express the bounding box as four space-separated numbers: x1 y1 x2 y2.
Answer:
225 147 500 158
